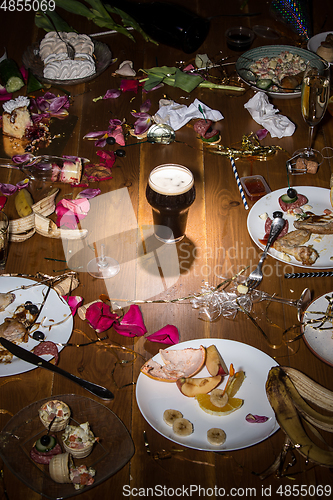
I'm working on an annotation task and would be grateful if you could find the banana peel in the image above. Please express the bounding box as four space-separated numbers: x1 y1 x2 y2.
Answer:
266 366 333 467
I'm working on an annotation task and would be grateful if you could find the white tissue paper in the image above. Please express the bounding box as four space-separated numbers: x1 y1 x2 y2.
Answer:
244 92 295 138
153 98 224 131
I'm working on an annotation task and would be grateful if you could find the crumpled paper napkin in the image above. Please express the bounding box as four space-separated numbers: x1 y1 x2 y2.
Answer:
153 98 224 131
244 92 295 138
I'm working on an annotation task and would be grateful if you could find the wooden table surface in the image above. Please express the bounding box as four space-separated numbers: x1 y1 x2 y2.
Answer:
1 1 333 498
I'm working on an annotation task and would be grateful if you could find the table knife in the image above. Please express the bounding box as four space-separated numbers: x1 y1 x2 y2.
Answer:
0 337 114 401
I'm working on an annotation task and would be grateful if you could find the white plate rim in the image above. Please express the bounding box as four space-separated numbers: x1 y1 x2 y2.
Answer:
136 338 279 452
0 276 73 376
247 186 333 269
301 291 333 366
307 32 333 65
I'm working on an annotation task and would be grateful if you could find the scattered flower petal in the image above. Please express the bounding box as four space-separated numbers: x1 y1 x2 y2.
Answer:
77 188 101 199
12 153 34 164
83 130 108 140
0 183 17 196
113 305 147 337
0 196 7 210
86 302 118 333
145 325 179 344
246 413 270 423
256 128 268 140
63 296 83 316
120 79 139 93
16 178 30 189
104 89 121 99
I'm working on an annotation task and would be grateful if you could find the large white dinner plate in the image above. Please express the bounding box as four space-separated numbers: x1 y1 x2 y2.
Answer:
247 186 333 269
301 291 333 366
236 45 325 99
307 32 333 65
0 277 73 377
136 339 279 452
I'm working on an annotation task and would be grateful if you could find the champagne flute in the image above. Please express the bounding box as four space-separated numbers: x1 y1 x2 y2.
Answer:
293 58 330 164
87 243 120 279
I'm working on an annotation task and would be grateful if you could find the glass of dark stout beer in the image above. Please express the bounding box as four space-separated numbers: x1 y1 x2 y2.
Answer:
146 164 196 243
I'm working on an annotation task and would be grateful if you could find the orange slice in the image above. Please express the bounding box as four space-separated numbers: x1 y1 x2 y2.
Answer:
195 394 243 416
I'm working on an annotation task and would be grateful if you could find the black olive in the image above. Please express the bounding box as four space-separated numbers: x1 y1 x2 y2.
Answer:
40 435 51 446
26 303 39 315
116 149 126 157
25 301 32 305
32 331 45 341
106 136 116 145
287 188 297 199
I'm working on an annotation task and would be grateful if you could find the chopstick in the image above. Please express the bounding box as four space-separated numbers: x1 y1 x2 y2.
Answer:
285 271 333 279
229 155 249 210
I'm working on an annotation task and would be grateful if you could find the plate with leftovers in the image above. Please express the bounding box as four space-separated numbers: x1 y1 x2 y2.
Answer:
307 32 333 64
236 45 325 98
247 186 333 269
301 291 333 366
0 394 134 499
136 339 278 452
0 276 73 376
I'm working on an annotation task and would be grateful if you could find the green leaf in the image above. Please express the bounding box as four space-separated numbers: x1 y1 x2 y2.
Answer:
83 0 110 18
54 0 95 19
35 11 75 32
174 69 203 93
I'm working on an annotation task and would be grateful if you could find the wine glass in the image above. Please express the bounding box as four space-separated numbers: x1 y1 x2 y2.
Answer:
87 243 120 279
252 288 311 322
293 58 330 164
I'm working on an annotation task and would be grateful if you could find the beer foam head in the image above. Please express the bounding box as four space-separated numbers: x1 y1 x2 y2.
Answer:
149 164 194 195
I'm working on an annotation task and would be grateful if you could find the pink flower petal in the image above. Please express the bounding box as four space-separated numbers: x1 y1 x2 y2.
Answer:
62 295 83 315
145 325 179 344
83 131 108 139
245 414 270 423
86 302 118 333
110 124 125 146
113 305 147 337
61 198 90 216
0 196 7 210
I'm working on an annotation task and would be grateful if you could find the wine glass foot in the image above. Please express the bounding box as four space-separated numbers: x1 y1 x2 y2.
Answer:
292 148 323 166
87 256 120 279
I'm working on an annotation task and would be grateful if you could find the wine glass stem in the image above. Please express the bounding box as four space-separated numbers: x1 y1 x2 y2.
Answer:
308 125 315 152
261 293 297 308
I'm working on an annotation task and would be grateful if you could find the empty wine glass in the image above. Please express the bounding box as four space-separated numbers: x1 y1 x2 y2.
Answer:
87 243 120 279
293 58 330 164
252 288 312 322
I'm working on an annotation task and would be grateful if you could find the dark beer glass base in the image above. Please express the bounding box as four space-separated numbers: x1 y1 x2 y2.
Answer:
154 232 185 244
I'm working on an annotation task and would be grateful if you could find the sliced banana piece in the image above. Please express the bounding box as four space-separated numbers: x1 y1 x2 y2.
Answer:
163 409 183 427
207 428 226 446
209 389 229 408
172 417 193 437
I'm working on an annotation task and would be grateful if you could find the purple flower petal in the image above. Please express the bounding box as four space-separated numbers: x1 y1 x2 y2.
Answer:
104 89 121 99
86 302 118 333
145 325 179 344
0 183 17 196
77 188 101 199
16 179 30 189
12 153 34 164
140 99 151 113
256 128 268 140
245 414 270 423
134 116 152 135
83 130 108 139
113 305 147 337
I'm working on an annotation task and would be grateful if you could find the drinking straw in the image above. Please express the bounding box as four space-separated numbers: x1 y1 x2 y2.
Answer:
285 271 333 279
229 155 249 210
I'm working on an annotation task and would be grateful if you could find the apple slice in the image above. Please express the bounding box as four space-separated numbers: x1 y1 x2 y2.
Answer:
176 375 222 397
205 345 229 377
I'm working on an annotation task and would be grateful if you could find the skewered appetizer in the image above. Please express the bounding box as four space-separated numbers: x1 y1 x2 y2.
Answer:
39 400 71 432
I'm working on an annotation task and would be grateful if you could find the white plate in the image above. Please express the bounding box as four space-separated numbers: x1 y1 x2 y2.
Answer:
136 339 279 452
247 186 333 269
307 32 333 65
302 292 333 366
0 277 73 377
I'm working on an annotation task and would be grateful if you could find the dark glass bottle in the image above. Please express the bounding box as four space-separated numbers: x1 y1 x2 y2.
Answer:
107 0 210 53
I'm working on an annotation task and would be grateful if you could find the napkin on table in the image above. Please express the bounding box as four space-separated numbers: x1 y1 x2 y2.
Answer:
153 98 224 131
244 92 295 138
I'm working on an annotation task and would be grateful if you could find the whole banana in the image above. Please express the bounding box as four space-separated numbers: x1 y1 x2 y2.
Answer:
266 366 333 467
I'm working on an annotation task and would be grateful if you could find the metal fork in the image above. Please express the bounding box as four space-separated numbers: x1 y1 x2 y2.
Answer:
246 212 285 290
